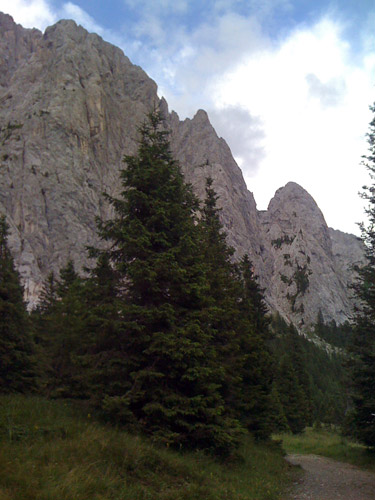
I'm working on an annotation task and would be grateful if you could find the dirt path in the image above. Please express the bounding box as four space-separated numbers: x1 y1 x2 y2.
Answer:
286 454 375 500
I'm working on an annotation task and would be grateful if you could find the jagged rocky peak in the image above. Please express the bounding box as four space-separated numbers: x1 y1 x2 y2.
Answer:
0 13 42 88
169 103 264 261
266 182 331 249
259 181 362 327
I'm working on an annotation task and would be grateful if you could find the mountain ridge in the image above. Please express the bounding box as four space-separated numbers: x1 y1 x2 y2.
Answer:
0 13 365 327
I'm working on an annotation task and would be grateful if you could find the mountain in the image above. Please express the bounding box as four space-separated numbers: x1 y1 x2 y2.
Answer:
0 13 365 327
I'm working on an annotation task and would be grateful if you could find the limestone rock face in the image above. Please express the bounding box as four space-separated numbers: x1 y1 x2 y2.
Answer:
259 183 365 326
0 14 158 304
0 13 365 327
169 107 266 264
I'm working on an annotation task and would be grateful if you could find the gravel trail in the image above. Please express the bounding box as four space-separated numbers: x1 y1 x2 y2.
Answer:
286 454 375 500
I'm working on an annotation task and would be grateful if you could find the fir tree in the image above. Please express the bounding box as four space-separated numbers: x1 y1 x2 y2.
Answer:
198 178 241 408
199 178 274 440
77 253 124 405
349 103 375 447
270 314 310 432
35 260 85 397
88 111 242 454
276 354 308 434
0 215 36 392
234 255 274 439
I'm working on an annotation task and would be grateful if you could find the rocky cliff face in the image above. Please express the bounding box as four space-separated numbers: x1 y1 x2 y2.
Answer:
259 183 364 326
0 13 364 327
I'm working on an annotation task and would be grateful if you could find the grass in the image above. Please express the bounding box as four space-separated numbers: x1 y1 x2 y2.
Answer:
0 395 293 500
276 427 375 471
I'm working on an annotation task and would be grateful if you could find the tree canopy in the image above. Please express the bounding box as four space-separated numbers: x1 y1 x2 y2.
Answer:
349 103 375 447
0 215 36 392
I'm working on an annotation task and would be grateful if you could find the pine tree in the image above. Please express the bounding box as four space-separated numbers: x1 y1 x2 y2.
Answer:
32 271 58 389
35 260 85 397
270 314 310 433
199 178 274 440
37 271 58 314
88 111 242 454
0 215 36 392
234 255 274 439
198 178 241 406
349 102 375 447
276 354 308 434
77 253 124 405
286 323 313 425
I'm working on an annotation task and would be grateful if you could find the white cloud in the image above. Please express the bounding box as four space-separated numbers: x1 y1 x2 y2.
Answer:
211 16 374 233
305 74 346 107
208 106 266 173
155 12 271 118
0 0 57 30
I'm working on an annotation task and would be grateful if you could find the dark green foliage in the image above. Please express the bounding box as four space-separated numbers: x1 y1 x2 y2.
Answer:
0 122 23 145
348 316 375 446
349 102 375 448
77 254 124 406
277 355 308 434
199 178 274 440
271 313 349 429
85 113 243 455
271 235 295 249
293 264 310 296
0 215 36 392
36 272 58 315
234 255 274 439
271 318 310 433
314 310 353 349
34 261 85 397
268 382 289 432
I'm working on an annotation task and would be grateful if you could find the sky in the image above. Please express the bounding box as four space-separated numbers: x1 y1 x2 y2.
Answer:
1 1 375 235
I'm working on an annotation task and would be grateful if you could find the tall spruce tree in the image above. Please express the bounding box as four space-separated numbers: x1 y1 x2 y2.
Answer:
198 177 241 405
0 215 36 392
77 253 124 405
34 260 85 397
199 178 274 440
89 111 242 454
270 314 310 433
349 102 375 447
234 255 274 439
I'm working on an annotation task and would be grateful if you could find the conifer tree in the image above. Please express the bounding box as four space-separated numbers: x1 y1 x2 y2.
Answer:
0 215 36 392
37 271 58 314
89 111 241 454
35 260 85 397
286 323 313 425
53 260 85 396
270 314 310 433
277 354 308 434
234 255 274 439
349 102 375 447
32 271 58 388
198 177 241 404
77 253 123 404
199 178 274 440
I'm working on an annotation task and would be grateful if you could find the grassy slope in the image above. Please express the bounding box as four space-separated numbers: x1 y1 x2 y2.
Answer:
277 427 375 471
0 395 292 500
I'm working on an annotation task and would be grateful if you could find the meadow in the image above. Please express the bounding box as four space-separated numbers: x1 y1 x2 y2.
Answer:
0 395 292 500
276 427 375 471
